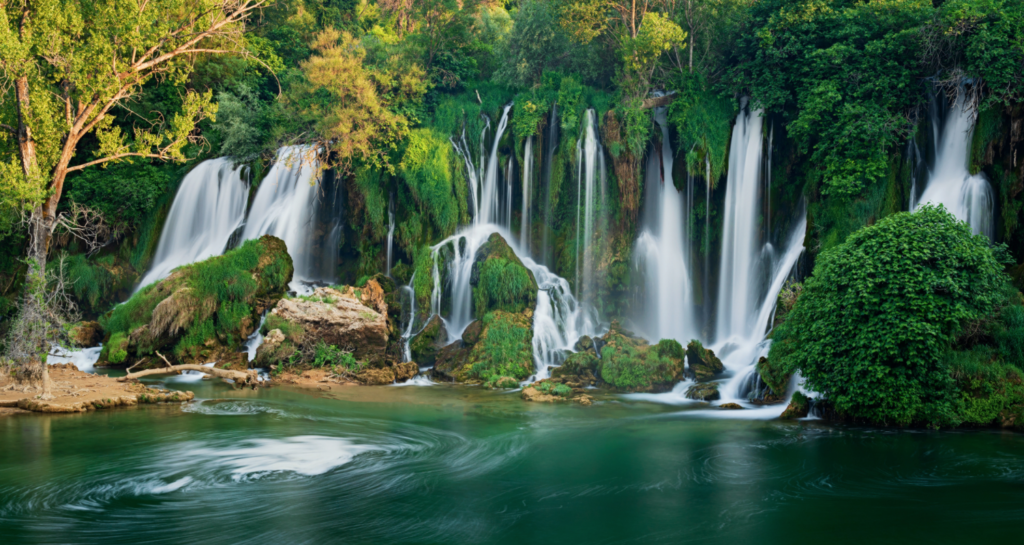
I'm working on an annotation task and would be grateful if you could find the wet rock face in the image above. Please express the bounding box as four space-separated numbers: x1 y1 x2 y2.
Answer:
270 285 389 363
686 340 724 381
685 381 721 401
410 315 447 366
69 321 103 346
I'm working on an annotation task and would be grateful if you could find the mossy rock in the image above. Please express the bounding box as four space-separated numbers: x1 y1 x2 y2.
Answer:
430 342 470 382
431 310 534 383
461 319 483 346
471 233 537 316
780 391 810 419
552 351 598 381
410 315 447 366
756 356 790 401
98 236 293 367
491 376 520 389
686 340 724 381
685 381 720 401
68 321 103 346
597 323 684 392
574 335 597 355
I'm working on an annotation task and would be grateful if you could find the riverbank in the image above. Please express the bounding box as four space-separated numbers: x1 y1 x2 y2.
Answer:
0 364 194 414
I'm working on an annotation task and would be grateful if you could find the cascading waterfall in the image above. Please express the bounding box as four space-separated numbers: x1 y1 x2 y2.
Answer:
386 194 395 277
450 105 514 231
400 279 416 362
541 103 559 265
427 224 599 375
634 103 698 343
520 136 534 253
574 109 604 304
138 157 249 288
242 146 344 290
715 104 768 344
915 93 995 237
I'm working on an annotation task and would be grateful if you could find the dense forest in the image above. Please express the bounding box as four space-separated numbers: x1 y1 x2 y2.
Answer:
2 0 1024 428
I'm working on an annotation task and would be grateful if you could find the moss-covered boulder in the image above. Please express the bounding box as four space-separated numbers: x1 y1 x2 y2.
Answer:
68 321 104 347
551 351 599 385
686 340 724 381
410 315 447 366
596 323 685 392
685 381 720 401
755 356 790 402
430 310 534 384
471 233 537 316
461 319 483 345
98 236 293 367
780 391 810 419
255 282 390 367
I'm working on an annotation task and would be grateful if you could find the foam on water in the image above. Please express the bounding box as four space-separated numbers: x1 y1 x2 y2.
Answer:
620 380 699 405
48 345 102 373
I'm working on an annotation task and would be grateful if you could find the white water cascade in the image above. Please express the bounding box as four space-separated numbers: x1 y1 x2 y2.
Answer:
427 224 599 377
242 146 342 290
634 104 698 343
386 194 395 277
138 158 249 288
575 109 606 304
915 94 995 238
715 105 768 344
451 105 514 230
520 136 534 254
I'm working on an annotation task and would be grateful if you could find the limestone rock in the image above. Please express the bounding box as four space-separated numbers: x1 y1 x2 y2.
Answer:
269 286 389 362
685 381 720 401
686 340 724 381
356 367 395 385
393 361 419 382
69 321 103 346
410 315 447 365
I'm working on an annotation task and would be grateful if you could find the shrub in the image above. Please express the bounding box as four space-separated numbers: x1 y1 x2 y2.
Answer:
770 206 1016 426
468 311 534 383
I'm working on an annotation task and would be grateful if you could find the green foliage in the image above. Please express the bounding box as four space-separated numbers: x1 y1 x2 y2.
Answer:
599 331 683 391
314 341 362 370
474 257 536 315
770 206 1016 426
469 311 533 382
669 73 735 187
413 245 434 311
534 380 573 397
400 128 463 237
66 162 175 231
511 93 548 139
104 332 129 364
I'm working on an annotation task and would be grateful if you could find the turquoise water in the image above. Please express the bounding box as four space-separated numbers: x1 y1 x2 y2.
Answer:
2 379 1023 543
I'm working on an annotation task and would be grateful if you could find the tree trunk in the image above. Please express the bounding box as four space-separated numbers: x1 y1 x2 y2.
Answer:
119 365 262 388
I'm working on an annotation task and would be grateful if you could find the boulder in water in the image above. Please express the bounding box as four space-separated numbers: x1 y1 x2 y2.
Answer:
720 403 743 410
410 315 447 365
685 382 720 401
686 340 724 381
755 356 789 402
551 352 598 386
597 323 684 392
780 391 810 419
430 310 534 384
68 321 103 347
393 361 419 382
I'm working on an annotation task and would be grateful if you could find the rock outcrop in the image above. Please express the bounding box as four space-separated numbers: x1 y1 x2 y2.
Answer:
686 340 724 381
97 235 293 368
780 391 810 419
410 315 447 366
595 323 685 392
685 381 720 401
266 285 389 362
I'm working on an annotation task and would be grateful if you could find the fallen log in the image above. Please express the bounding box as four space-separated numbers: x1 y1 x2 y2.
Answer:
118 365 261 389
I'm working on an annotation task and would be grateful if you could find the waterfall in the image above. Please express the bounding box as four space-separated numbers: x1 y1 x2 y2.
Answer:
400 279 416 362
575 109 603 303
138 158 249 288
541 103 559 265
427 224 599 375
715 104 768 343
915 94 995 237
634 103 698 343
450 105 514 230
479 104 513 227
242 146 343 290
386 194 395 276
520 136 534 253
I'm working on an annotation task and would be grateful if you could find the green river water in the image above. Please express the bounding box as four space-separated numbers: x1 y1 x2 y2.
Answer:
2 377 1023 544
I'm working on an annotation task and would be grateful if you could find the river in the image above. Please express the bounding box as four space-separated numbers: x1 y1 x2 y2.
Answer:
2 378 1023 543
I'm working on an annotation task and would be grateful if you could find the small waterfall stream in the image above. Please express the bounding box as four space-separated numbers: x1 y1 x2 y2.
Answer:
138 158 249 288
575 109 605 304
520 136 534 254
915 94 995 237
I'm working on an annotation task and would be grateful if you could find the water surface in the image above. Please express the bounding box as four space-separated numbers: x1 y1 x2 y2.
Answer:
2 380 1022 543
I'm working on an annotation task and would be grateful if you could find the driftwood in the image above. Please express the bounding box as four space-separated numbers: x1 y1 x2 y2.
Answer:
118 364 262 389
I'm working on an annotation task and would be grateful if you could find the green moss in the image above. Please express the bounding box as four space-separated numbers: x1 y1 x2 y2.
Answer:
412 245 434 312
401 128 463 238
105 332 129 364
99 235 293 364
468 311 533 382
599 330 683 391
472 233 537 317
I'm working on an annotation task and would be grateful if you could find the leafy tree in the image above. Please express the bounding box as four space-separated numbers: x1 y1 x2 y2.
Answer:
769 206 1016 426
0 0 263 393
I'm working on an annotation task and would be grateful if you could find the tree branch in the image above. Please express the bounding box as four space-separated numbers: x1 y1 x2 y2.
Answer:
65 152 168 173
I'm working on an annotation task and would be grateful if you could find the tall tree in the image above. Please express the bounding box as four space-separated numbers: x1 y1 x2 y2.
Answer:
0 0 264 394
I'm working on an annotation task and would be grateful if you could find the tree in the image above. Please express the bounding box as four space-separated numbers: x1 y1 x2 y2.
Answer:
768 206 1016 426
0 0 264 395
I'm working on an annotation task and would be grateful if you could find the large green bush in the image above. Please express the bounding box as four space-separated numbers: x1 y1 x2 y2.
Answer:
770 206 1023 426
